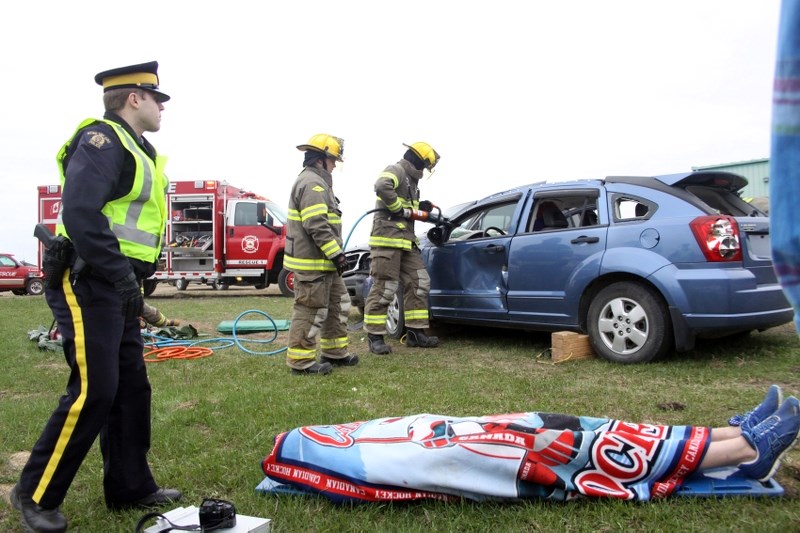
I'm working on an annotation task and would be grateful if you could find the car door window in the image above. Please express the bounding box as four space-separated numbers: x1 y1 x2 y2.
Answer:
526 194 599 233
233 202 258 226
449 201 517 240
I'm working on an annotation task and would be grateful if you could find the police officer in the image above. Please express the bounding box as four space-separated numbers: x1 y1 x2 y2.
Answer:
363 142 442 354
11 61 181 533
284 134 359 375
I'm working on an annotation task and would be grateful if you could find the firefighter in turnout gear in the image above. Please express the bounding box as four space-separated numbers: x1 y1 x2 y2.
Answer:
285 134 359 375
11 61 181 533
363 142 442 354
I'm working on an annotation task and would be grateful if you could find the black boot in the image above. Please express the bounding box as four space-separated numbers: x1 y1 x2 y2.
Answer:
107 487 183 510
406 328 439 348
321 353 360 366
11 484 68 533
291 361 333 375
368 333 392 354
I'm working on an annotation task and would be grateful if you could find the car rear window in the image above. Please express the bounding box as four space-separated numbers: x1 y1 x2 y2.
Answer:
683 185 761 216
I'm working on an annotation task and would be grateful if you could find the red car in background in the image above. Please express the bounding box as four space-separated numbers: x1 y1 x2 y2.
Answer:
0 253 44 296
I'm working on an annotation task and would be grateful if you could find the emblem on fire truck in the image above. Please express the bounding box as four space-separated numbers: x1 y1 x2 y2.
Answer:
241 235 259 254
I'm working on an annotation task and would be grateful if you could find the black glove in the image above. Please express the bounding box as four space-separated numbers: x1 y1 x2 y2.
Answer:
419 200 434 212
332 253 348 276
114 272 144 321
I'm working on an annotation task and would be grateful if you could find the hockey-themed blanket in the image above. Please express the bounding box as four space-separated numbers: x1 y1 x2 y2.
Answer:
261 411 710 503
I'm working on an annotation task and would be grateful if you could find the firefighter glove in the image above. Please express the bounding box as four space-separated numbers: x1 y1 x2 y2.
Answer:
419 200 434 212
114 272 144 321
332 253 348 276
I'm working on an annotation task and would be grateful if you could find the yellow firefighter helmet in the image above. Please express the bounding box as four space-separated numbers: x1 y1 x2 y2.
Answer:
297 134 345 162
403 142 440 170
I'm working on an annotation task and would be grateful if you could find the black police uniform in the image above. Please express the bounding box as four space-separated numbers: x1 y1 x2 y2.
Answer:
17 112 162 509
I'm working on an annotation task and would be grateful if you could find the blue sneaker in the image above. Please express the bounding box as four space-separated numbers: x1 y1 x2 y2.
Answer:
729 384 783 431
739 396 800 482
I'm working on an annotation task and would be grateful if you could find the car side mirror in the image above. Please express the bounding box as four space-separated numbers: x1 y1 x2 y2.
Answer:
257 202 281 235
427 226 445 246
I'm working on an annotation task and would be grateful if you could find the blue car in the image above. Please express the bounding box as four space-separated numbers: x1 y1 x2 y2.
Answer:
343 171 792 363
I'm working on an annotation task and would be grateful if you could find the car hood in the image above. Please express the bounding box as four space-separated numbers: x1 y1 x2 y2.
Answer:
654 171 748 192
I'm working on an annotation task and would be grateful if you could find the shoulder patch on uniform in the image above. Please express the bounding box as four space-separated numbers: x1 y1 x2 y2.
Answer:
311 185 325 192
84 130 114 149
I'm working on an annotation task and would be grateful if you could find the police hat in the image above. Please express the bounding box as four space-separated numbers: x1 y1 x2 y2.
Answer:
94 60 170 102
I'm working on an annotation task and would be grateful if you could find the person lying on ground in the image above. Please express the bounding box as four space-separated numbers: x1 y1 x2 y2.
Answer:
261 385 799 502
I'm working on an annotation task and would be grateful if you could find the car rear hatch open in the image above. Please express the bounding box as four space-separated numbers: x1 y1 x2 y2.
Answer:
656 171 778 285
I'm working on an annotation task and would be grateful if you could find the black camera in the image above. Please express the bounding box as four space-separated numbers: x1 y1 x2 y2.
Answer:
198 498 236 530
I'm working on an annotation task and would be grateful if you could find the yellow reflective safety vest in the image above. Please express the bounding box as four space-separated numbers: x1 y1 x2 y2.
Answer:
56 118 168 264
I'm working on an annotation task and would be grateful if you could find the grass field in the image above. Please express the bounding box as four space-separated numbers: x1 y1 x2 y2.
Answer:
1 284 799 532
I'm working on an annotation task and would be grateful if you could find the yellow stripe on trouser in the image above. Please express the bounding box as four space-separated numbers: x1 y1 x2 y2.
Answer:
287 347 317 361
320 337 349 350
364 314 387 326
34 270 87 503
405 309 429 321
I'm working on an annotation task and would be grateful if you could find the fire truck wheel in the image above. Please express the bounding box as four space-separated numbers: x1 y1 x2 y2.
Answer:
142 279 158 297
212 280 229 290
278 269 294 298
175 279 189 291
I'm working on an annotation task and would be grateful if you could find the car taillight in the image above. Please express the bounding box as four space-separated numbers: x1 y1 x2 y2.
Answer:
689 215 742 262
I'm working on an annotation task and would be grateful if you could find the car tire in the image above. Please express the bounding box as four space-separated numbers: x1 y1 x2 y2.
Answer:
175 278 189 291
278 269 294 298
142 279 158 297
587 281 672 363
386 284 405 339
25 278 45 296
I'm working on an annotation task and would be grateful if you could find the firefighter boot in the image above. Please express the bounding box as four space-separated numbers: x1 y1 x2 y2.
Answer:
406 328 440 348
291 361 333 375
368 334 392 355
321 353 360 366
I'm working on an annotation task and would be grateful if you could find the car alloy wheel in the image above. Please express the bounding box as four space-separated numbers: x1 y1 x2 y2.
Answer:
26 278 44 296
587 281 671 363
386 285 405 339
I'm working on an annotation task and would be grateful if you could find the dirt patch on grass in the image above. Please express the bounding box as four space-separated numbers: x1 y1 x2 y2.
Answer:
7 452 29 472
1 451 30 479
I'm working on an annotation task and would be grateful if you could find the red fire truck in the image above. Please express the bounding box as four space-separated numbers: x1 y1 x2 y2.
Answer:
37 180 293 296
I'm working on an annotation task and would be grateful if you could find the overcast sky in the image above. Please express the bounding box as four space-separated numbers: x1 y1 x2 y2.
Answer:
0 1 781 263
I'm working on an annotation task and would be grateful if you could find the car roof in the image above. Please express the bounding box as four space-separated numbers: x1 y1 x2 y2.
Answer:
474 179 604 204
607 171 748 192
473 171 748 205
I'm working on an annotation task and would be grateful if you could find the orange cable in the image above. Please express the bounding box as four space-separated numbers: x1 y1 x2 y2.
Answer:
143 346 214 362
